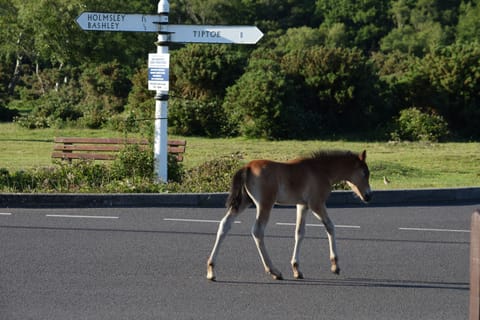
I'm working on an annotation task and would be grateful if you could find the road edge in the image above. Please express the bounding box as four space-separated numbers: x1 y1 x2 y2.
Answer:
0 187 479 208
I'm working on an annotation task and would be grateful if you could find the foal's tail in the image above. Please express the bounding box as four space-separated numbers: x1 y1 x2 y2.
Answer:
226 166 253 211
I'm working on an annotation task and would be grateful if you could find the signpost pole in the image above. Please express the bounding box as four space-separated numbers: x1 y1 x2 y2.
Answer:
154 0 170 182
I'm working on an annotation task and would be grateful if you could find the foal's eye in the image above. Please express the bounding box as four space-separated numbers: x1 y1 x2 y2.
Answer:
363 169 370 178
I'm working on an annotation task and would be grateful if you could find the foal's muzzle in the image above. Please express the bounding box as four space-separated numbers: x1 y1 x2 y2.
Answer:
362 191 372 203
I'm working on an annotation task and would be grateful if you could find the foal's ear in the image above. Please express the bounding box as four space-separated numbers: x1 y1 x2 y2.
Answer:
359 150 367 162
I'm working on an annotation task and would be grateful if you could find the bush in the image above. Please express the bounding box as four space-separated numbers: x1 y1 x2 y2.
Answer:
167 154 184 183
78 102 108 129
41 161 111 192
421 44 480 138
223 56 298 139
13 83 83 129
0 152 236 193
169 98 229 137
77 61 132 128
1 166 38 192
111 145 184 183
121 66 153 136
390 107 450 142
383 43 480 139
14 115 51 129
171 44 247 99
111 145 154 179
171 157 242 193
282 46 383 133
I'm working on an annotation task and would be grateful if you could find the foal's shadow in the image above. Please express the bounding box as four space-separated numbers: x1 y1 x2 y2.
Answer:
214 277 469 291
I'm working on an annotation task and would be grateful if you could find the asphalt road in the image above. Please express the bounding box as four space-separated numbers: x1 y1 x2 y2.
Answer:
0 203 476 320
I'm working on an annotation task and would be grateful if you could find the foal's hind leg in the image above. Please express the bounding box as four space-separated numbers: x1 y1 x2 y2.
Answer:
252 204 283 280
291 204 308 279
206 205 245 281
312 205 340 275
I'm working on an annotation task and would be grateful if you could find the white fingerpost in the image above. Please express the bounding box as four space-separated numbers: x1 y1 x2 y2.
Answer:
154 0 170 182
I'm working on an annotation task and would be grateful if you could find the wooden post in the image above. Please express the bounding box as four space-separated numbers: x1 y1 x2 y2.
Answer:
471 210 480 320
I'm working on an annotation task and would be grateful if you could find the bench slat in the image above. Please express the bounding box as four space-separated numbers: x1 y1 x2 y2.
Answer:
166 139 186 146
54 145 124 152
168 146 186 153
51 152 117 160
54 145 150 152
52 137 186 162
54 145 184 152
54 137 149 145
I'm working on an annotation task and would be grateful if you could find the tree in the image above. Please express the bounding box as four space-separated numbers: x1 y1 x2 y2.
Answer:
420 43 480 137
271 27 325 54
282 46 383 133
167 44 248 137
170 44 247 100
170 0 232 24
0 0 30 96
457 0 480 43
223 52 298 139
123 65 153 134
315 0 392 51
79 61 131 128
382 42 480 138
381 0 460 55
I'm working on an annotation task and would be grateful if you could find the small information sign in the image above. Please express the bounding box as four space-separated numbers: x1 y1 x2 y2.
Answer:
148 53 170 91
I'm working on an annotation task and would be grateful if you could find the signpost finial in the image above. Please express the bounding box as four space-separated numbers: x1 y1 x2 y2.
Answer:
158 0 169 14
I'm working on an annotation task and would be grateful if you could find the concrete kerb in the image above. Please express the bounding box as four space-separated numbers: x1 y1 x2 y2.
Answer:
0 187 479 208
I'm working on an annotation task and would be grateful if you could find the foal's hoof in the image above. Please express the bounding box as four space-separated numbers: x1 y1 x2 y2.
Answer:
207 275 216 281
268 270 283 280
207 263 216 281
266 267 283 280
331 267 341 275
292 263 304 279
272 273 283 280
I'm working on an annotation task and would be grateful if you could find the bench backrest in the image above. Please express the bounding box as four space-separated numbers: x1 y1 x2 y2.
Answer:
52 137 186 161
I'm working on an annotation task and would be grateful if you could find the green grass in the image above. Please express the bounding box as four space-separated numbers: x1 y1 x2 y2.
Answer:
0 122 478 190
0 123 131 172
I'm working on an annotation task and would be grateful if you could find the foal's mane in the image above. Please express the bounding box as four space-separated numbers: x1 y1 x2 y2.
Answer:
306 150 356 161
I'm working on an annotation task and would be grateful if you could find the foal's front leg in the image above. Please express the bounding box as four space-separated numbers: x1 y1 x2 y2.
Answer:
291 204 308 279
312 205 340 275
323 216 340 274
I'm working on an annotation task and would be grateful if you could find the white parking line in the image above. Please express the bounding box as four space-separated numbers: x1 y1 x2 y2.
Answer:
46 214 119 219
164 218 241 224
276 222 360 229
0 212 12 216
399 227 470 233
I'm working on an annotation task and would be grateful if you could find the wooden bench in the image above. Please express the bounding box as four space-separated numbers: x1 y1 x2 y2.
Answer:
52 137 186 162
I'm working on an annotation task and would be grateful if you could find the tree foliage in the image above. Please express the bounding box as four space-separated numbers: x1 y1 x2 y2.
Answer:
316 0 392 51
170 44 247 100
1 0 480 140
223 54 296 139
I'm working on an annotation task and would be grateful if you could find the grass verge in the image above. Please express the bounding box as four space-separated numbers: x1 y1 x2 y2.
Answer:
0 123 478 190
